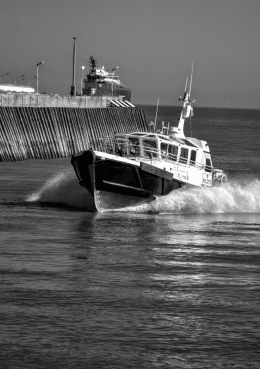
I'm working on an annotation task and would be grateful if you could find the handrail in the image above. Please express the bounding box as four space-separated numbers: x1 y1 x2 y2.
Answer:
0 93 122 108
98 137 213 173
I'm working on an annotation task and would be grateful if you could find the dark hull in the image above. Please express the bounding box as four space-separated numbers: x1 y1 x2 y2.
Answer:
71 150 183 211
83 81 131 101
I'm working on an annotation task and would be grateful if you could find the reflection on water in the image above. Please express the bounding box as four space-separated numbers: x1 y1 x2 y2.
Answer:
1 198 260 368
1 113 260 367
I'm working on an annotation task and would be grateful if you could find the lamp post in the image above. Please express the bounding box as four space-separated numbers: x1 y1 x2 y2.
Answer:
36 61 44 94
111 66 119 99
81 66 85 97
71 37 76 97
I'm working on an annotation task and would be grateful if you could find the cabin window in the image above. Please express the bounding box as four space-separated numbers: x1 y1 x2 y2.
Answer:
128 137 140 156
180 148 189 164
160 143 168 158
168 144 178 161
143 139 157 158
190 150 197 166
205 158 212 172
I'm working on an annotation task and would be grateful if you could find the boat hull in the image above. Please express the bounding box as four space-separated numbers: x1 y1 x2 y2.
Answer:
71 150 183 211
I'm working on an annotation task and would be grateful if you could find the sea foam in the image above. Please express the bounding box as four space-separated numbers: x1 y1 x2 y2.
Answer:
27 170 260 214
131 180 260 214
26 169 95 210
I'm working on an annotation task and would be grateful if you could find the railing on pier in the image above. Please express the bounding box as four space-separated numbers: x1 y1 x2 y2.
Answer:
0 93 123 108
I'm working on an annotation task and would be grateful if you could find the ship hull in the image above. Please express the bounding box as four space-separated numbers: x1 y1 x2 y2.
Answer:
71 150 183 211
83 82 131 101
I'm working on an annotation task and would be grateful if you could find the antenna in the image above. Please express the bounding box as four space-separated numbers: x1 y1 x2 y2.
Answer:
189 61 194 137
185 76 188 92
154 98 159 129
189 60 194 95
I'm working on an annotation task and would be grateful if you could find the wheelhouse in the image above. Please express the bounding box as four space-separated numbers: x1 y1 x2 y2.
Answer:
101 132 212 172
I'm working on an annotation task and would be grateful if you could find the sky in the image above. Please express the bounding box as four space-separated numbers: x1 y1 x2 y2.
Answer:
0 0 260 108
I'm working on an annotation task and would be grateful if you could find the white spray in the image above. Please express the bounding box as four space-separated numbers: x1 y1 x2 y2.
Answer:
27 169 260 214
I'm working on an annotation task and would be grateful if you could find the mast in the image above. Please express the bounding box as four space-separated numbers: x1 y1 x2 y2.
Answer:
176 62 194 138
189 61 194 96
70 37 76 96
154 98 159 129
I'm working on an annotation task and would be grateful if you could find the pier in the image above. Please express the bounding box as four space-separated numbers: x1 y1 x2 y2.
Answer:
0 106 148 162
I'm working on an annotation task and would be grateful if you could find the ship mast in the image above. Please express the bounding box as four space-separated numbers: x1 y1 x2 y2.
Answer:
176 61 194 139
71 37 76 96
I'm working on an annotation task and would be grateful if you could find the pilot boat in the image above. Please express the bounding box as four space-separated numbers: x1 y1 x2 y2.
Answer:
71 71 227 211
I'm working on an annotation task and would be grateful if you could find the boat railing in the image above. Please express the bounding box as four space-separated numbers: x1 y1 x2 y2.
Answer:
99 137 133 156
212 169 227 184
99 137 213 173
167 152 212 172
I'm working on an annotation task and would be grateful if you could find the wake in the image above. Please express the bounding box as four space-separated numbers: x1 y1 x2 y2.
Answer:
133 180 260 214
26 170 260 214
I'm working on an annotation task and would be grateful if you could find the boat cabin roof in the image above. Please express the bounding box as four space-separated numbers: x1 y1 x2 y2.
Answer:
115 132 200 149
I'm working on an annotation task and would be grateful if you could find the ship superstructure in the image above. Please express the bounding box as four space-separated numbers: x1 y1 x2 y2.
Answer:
82 56 131 101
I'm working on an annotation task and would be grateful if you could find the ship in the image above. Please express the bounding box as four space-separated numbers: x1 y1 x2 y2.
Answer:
0 37 140 163
1 38 131 108
71 66 227 212
81 56 132 101
0 57 132 108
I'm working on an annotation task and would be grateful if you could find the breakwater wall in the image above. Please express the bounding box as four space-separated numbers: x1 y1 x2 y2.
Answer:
0 107 148 161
